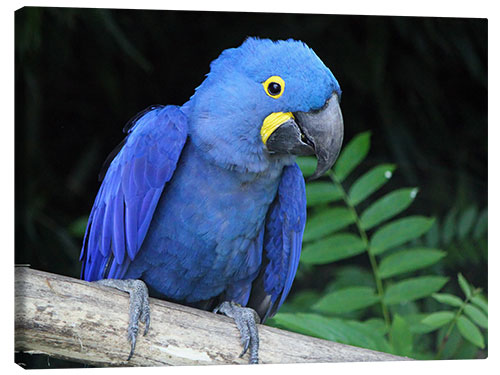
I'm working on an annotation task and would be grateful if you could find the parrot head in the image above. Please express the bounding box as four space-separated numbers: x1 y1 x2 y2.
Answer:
185 37 343 179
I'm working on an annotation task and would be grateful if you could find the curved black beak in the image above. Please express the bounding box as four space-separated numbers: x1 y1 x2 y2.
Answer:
265 94 344 180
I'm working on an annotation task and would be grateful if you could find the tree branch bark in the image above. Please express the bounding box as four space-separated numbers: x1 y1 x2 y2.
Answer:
15 267 409 366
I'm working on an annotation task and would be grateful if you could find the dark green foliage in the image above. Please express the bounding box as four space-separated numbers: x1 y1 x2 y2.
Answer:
425 206 488 280
268 133 488 359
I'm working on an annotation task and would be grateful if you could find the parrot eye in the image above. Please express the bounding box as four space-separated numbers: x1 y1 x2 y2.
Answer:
268 82 281 96
262 76 285 99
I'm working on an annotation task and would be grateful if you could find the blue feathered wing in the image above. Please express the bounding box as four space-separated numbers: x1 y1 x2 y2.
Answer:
248 163 307 321
80 105 188 281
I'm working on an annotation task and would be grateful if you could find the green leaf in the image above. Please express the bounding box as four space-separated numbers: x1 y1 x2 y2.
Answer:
328 266 375 290
391 314 413 357
457 206 478 240
473 208 488 240
464 304 488 329
425 220 440 247
370 216 435 255
420 311 455 330
303 207 355 242
442 208 458 245
333 131 371 182
343 320 392 353
378 247 446 279
285 290 321 311
267 313 346 342
432 293 464 308
268 313 390 352
458 273 472 299
390 300 419 317
456 316 485 348
470 295 488 314
348 164 396 206
404 313 443 334
306 182 343 206
301 233 366 265
384 276 448 305
312 286 380 314
361 318 388 335
296 156 317 178
360 188 419 230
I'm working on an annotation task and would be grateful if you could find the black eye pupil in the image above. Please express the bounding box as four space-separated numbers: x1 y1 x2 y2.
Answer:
268 82 281 96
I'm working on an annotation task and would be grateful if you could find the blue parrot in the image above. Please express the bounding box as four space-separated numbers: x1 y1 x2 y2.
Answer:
80 37 343 364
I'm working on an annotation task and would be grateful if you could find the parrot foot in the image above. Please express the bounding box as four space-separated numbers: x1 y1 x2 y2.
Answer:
95 279 150 361
214 301 261 364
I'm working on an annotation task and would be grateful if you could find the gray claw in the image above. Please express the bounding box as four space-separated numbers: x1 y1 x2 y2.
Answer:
127 329 137 361
95 279 150 361
214 301 260 364
239 338 250 357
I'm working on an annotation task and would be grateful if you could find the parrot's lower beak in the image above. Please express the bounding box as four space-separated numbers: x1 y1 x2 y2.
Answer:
264 93 344 180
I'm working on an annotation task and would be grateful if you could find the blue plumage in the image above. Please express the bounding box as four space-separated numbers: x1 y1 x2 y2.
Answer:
80 37 342 323
258 163 306 320
81 106 187 281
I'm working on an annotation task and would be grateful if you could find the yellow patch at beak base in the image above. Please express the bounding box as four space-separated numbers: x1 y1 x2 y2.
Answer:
261 112 295 145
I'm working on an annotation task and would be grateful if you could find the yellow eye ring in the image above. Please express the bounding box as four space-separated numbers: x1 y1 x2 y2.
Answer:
262 76 285 99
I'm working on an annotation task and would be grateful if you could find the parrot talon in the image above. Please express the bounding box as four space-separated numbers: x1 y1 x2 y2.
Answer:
95 279 150 361
239 338 250 357
214 301 260 364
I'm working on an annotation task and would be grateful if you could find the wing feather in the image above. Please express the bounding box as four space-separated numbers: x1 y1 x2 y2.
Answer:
80 105 188 281
247 163 306 321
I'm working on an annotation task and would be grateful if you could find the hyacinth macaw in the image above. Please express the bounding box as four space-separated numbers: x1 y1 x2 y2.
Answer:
80 37 343 364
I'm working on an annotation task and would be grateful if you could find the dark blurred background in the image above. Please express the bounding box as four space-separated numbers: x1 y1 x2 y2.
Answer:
15 7 487 368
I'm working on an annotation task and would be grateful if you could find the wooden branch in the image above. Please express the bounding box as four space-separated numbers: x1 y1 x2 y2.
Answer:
15 267 410 366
